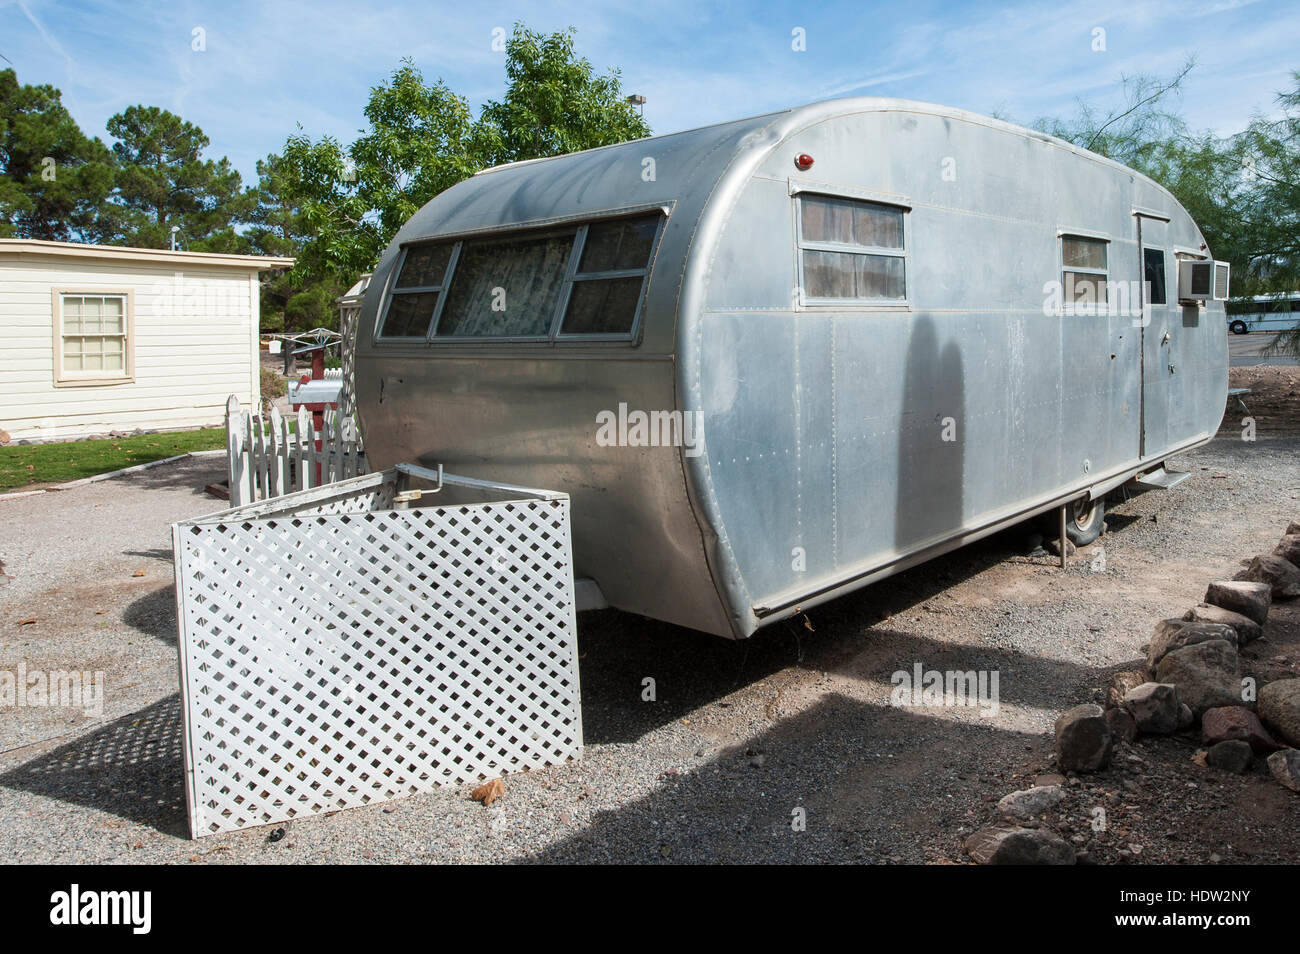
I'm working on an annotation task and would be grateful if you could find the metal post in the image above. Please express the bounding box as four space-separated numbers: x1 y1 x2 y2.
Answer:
1058 505 1068 568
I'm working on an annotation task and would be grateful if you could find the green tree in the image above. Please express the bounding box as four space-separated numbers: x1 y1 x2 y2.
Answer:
1243 72 1300 357
0 68 115 240
246 152 344 332
476 24 650 166
281 62 481 279
1240 74 1300 290
280 23 650 282
98 105 252 249
278 132 379 281
1033 59 1195 170
1139 133 1253 293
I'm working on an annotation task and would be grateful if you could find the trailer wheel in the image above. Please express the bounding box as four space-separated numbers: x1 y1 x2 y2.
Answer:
1066 496 1105 546
1230 320 1248 335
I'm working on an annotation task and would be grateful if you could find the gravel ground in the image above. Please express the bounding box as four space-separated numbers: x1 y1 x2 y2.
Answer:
1 407 1298 864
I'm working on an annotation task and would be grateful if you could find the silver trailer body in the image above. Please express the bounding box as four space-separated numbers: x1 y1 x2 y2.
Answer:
355 97 1228 639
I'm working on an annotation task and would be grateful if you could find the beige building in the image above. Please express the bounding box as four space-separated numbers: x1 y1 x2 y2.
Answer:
0 240 292 442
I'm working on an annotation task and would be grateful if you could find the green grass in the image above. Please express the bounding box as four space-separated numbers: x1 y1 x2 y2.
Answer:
0 428 226 492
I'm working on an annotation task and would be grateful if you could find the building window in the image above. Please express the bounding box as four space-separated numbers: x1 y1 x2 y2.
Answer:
797 194 907 302
1143 248 1167 306
54 291 133 385
1062 235 1109 308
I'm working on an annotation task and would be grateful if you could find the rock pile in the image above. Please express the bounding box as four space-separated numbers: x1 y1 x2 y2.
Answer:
967 520 1300 865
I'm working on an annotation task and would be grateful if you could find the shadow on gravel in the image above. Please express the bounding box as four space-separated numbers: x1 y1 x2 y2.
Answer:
118 458 225 496
0 694 188 837
1101 511 1143 533
123 585 179 644
522 690 1043 864
576 522 1069 745
122 547 175 563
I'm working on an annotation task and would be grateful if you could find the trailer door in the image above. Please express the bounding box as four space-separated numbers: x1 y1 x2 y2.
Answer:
1134 211 1171 458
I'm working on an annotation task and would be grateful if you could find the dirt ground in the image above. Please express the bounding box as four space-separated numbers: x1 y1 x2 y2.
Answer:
1228 365 1300 437
0 370 1298 864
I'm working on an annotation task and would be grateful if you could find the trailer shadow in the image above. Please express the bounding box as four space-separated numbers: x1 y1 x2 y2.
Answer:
0 693 188 837
578 613 1110 746
576 522 1103 746
521 690 1049 864
895 319 965 553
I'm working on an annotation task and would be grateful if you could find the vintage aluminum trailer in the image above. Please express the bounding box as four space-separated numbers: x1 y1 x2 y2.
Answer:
354 97 1229 639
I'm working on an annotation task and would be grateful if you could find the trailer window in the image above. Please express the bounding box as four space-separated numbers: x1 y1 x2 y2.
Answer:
560 214 659 335
1143 248 1167 305
437 231 575 338
379 242 454 338
798 195 906 301
1062 235 1109 307
379 211 664 343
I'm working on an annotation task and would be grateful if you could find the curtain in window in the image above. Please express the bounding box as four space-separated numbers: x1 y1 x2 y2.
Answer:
438 232 574 337
801 195 903 249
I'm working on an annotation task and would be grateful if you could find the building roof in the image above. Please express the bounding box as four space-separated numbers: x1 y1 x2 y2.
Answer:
0 238 294 271
336 272 371 306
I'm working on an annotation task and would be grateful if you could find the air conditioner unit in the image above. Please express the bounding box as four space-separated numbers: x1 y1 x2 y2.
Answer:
1178 259 1230 303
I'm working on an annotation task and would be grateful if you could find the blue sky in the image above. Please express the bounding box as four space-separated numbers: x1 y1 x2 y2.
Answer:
2 0 1297 186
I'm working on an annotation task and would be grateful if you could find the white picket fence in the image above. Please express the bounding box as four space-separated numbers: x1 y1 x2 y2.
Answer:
225 395 365 507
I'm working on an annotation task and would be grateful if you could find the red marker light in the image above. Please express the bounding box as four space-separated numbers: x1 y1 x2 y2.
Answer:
794 153 814 171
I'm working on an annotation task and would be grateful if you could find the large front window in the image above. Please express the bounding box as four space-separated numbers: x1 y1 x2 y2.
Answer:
377 212 663 342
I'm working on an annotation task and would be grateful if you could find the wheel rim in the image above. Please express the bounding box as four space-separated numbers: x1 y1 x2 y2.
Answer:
1072 498 1097 527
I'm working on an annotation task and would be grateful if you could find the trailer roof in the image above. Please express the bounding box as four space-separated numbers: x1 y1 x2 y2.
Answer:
390 96 1188 254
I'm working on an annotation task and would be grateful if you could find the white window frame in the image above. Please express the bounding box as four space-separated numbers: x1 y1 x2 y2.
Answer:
794 192 910 309
1058 232 1110 316
52 288 135 387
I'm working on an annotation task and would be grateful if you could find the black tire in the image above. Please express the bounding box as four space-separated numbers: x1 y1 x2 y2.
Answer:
1230 320 1248 335
1065 496 1105 546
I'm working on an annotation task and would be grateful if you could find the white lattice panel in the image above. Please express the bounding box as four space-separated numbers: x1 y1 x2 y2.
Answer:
173 489 581 837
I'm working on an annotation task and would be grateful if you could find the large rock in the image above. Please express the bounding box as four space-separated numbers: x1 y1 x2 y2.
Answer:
1147 620 1237 671
1182 603 1262 645
1259 679 1300 748
1267 749 1300 792
1287 521 1300 536
1236 553 1300 599
1201 706 1278 753
1106 670 1148 711
1121 682 1182 734
1274 533 1300 566
997 786 1064 820
1055 704 1113 772
1206 740 1253 774
1204 581 1271 626
965 826 1075 865
1106 707 1138 743
1154 640 1242 716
